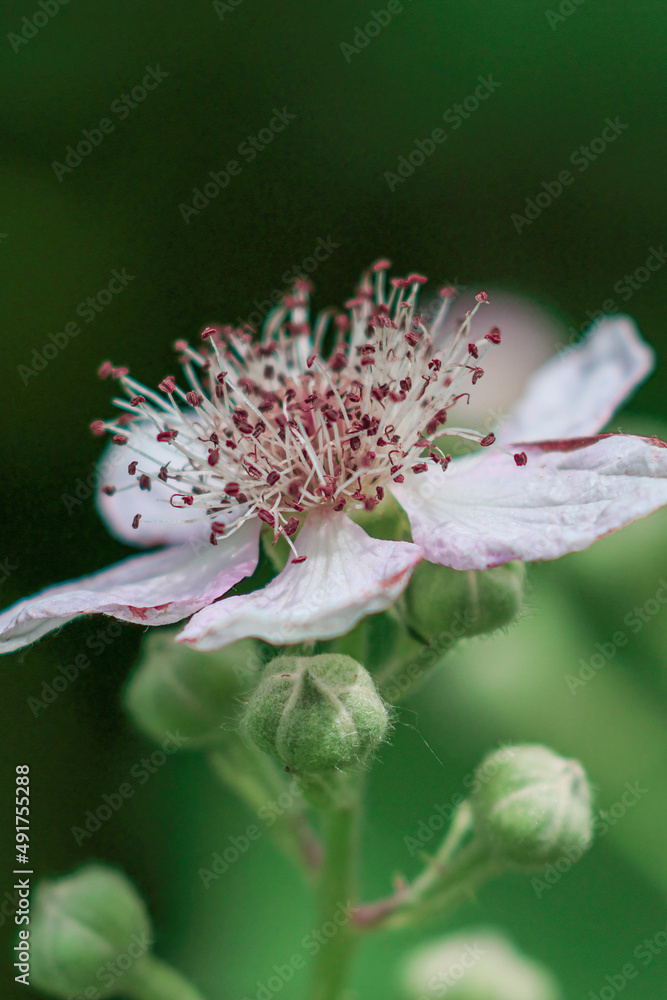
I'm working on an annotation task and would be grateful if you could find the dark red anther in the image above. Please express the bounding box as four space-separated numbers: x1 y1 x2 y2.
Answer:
186 391 203 407
393 474 405 483
245 464 262 480
333 500 345 512
214 385 225 399
404 331 420 346
170 494 194 507
266 471 280 487
480 433 496 447
90 420 106 436
130 395 146 406
132 514 142 529
159 376 176 393
291 556 308 564
201 327 217 340
485 327 501 344
97 362 114 379
157 430 178 442
139 474 151 491
159 466 168 481
236 493 248 504
407 273 427 285
471 367 484 385
468 342 479 359
225 439 237 450
475 291 489 303
225 482 240 496
426 408 448 435
128 461 138 475
400 377 412 392
238 422 254 435
209 531 218 545
102 485 116 496
113 435 128 445
361 356 374 367
428 359 441 372
391 278 410 289
210 432 219 444
389 391 406 403
412 463 428 473
376 486 384 500
307 353 317 368
208 449 220 466
284 517 300 537
258 509 275 526
216 371 227 384
514 451 528 466
440 455 452 471
211 521 226 535
350 436 361 451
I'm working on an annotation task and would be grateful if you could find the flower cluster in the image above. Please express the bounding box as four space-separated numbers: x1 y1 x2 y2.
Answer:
1 262 665 655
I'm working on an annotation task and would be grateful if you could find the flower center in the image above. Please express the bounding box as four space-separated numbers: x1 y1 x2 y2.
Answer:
93 262 505 555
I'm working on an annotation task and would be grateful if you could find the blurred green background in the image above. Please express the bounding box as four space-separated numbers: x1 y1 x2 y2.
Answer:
2 1 666 997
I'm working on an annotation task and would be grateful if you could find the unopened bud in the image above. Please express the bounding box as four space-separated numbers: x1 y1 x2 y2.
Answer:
125 629 262 748
471 744 594 869
243 653 389 773
29 864 152 998
402 929 562 1000
404 561 525 644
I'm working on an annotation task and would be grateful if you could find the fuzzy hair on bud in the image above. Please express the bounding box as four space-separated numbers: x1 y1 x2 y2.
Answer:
242 653 389 773
470 744 594 869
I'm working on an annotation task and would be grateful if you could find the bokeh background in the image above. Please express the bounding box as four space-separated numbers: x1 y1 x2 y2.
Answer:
2 1 667 997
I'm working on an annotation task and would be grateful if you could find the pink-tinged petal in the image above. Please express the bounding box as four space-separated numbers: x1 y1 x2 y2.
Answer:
0 520 260 654
390 434 667 570
176 509 422 650
95 432 213 548
495 316 654 446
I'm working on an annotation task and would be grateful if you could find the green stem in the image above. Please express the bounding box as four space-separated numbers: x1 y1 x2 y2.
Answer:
310 801 359 1000
353 808 503 931
124 955 207 1000
209 741 322 874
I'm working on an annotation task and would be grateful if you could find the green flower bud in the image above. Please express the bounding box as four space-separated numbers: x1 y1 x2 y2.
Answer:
125 629 262 748
404 561 526 644
402 929 562 1000
29 864 152 999
471 744 593 869
243 653 389 773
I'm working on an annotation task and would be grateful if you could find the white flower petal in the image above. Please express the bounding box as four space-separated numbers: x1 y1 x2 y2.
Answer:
95 432 213 547
176 509 422 650
495 316 654 445
0 520 260 654
390 434 667 570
